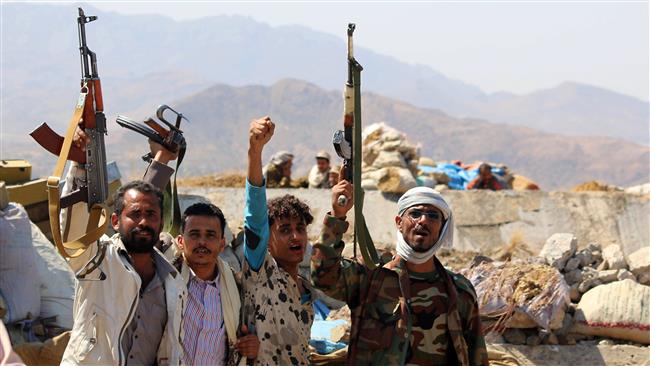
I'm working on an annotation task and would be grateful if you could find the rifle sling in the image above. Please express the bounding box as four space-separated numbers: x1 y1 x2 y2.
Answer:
48 89 109 258
351 66 380 269
163 145 185 236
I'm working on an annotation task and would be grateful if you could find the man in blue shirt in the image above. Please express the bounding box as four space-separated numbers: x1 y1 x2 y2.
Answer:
241 116 315 365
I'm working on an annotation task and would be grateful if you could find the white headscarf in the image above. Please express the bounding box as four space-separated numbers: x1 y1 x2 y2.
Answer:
395 187 454 264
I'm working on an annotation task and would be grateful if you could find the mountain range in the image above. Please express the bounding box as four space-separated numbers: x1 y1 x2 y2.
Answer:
1 3 648 146
102 80 650 190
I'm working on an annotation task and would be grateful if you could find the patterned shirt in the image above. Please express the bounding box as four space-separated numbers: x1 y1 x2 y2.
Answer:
243 180 314 365
311 215 489 366
182 269 227 366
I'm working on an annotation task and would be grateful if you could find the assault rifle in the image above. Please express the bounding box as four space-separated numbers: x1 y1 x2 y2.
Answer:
30 7 109 258
332 24 380 269
116 105 188 235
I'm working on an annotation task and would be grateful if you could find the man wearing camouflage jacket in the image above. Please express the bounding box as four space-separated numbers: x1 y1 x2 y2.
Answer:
312 185 488 366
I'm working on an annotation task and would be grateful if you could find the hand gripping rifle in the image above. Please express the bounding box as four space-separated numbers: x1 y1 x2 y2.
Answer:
30 8 109 258
116 105 188 236
332 24 380 269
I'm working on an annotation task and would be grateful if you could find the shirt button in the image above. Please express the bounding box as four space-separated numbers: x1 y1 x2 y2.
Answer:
134 335 138 339
129 355 134 359
89 338 96 344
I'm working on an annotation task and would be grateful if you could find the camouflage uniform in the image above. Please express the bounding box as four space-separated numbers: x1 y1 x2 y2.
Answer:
265 164 291 188
311 215 489 366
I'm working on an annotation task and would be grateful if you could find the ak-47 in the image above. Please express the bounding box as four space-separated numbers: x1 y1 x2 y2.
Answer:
116 105 188 235
30 7 109 258
332 23 380 269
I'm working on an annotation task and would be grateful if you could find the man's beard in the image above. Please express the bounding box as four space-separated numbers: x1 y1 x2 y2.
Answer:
120 226 159 254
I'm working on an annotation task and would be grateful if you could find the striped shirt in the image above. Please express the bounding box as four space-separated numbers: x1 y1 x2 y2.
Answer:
182 268 227 365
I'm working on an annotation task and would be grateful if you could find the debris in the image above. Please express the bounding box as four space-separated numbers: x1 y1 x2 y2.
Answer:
503 329 526 345
625 246 650 277
571 181 622 192
602 244 627 270
616 269 636 282
539 233 577 270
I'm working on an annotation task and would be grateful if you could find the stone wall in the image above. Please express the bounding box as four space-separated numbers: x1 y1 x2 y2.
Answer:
179 187 649 256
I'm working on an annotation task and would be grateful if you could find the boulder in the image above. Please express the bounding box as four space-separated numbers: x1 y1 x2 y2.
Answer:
602 244 627 270
372 150 407 169
617 269 636 282
596 269 618 284
564 269 583 285
638 272 650 285
539 233 577 270
375 167 417 194
573 279 650 344
575 249 593 268
626 246 650 276
564 257 581 272
503 328 526 345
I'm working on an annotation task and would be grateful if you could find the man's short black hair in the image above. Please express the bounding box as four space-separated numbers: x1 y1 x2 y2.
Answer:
267 194 313 227
114 180 164 216
181 202 227 237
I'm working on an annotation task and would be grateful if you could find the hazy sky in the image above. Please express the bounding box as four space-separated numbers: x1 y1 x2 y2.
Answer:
30 1 650 101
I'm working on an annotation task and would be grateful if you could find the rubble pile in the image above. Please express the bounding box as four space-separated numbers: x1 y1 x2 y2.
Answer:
479 233 650 347
359 122 420 194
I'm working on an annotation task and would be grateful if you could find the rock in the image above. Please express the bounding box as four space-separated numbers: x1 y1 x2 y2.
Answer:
544 333 559 345
578 278 601 294
596 260 608 271
540 233 577 270
372 150 407 169
434 184 449 192
528 256 547 266
573 279 650 344
575 249 593 267
503 328 526 345
602 244 627 270
526 334 542 346
587 243 601 253
375 167 417 194
591 250 602 261
469 255 493 268
564 257 581 272
626 247 650 276
596 269 619 284
638 272 650 285
564 269 583 285
484 332 505 344
558 334 577 345
567 303 578 315
599 339 615 346
557 313 574 336
360 179 377 191
569 284 581 302
616 269 636 282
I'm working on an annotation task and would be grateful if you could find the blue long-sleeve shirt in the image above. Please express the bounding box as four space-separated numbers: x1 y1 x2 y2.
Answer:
243 179 269 271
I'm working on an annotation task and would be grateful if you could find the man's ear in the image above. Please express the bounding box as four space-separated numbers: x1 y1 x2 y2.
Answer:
394 215 403 231
111 212 119 231
176 235 185 250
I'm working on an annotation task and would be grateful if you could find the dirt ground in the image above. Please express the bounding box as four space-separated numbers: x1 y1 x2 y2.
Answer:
488 343 649 366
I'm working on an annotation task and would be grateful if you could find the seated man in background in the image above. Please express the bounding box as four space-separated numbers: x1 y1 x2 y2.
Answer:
467 163 505 191
263 150 294 188
308 150 333 189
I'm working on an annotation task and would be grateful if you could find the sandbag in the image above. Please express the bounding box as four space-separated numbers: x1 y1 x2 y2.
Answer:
0 203 40 323
375 167 417 194
572 279 650 344
462 261 569 331
30 222 75 329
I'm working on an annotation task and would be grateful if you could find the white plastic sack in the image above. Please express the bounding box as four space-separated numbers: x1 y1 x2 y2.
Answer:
0 203 41 323
30 221 75 329
573 279 650 344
